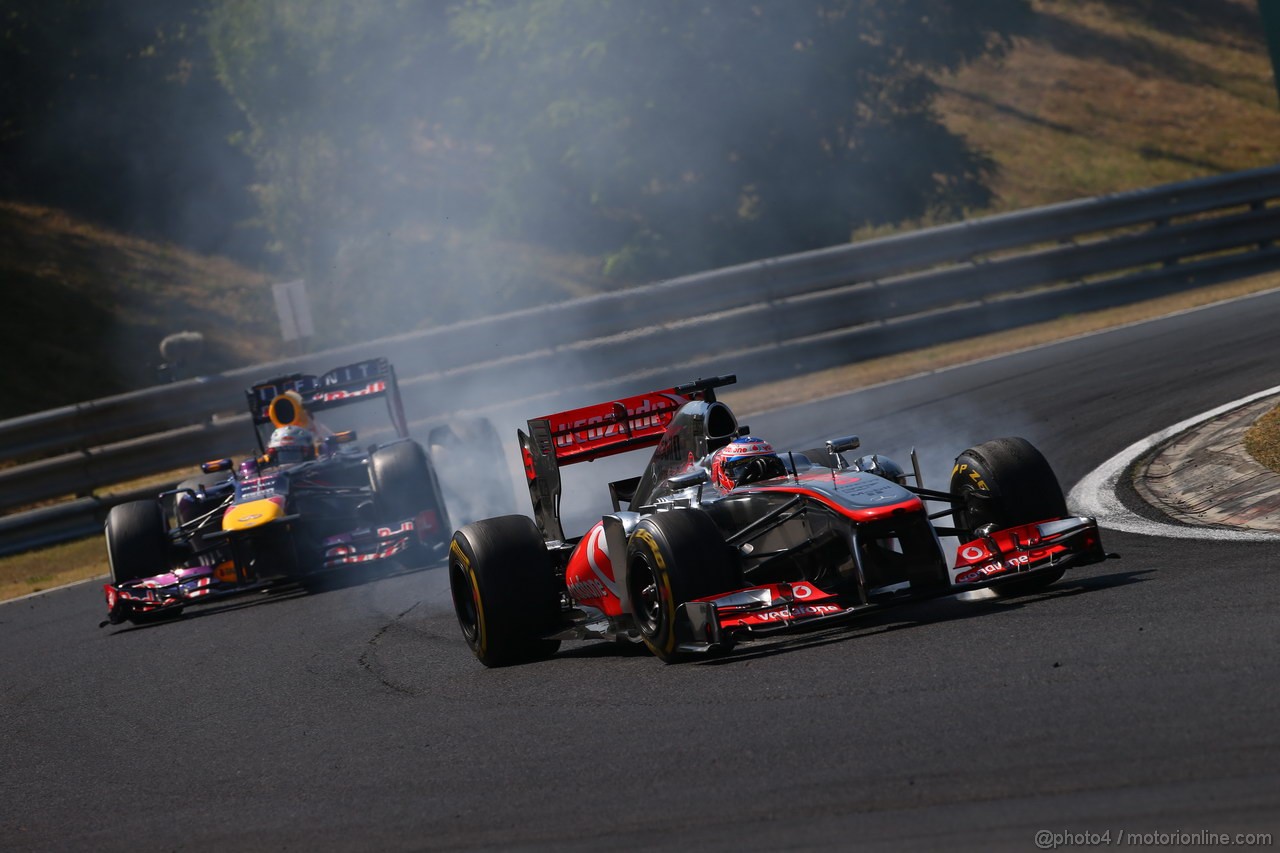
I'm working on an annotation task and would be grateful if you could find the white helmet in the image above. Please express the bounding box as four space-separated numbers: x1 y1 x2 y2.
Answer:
268 425 315 464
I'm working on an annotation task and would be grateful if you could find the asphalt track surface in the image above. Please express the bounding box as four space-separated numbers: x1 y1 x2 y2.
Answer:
4 291 1280 851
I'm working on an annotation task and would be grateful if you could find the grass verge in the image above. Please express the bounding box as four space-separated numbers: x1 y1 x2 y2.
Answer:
1245 404 1280 474
1 537 109 603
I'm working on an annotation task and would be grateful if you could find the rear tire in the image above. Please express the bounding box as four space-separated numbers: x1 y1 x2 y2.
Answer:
105 500 170 585
369 440 450 565
449 515 562 667
950 437 1068 596
624 508 739 663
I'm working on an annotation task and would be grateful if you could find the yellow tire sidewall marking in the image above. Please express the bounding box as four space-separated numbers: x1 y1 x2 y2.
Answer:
450 539 487 657
632 527 676 655
951 462 988 491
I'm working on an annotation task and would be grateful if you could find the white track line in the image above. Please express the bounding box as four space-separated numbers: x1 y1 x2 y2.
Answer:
1068 385 1280 542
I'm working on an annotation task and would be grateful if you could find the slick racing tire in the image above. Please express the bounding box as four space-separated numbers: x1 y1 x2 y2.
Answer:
369 440 450 565
105 500 170 585
624 508 739 664
428 417 517 527
950 437 1069 596
449 515 562 667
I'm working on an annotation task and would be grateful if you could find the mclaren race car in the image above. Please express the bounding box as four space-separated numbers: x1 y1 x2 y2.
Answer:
103 357 458 625
449 374 1110 665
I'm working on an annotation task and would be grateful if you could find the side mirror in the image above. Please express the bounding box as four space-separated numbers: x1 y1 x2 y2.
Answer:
819 435 860 471
201 458 233 474
667 468 710 489
826 435 860 454
332 429 358 444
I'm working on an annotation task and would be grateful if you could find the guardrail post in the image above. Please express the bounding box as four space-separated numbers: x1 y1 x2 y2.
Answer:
1251 199 1270 250
74 449 93 499
1153 216 1174 267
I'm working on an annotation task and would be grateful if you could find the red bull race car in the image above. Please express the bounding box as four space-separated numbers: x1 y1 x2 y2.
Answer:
102 357 456 626
449 375 1111 665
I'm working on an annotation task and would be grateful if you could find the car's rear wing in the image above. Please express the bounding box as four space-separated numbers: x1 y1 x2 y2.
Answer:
245 357 409 448
519 375 736 542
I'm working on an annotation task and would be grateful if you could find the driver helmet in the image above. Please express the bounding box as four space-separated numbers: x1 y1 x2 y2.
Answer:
710 436 787 490
267 425 316 464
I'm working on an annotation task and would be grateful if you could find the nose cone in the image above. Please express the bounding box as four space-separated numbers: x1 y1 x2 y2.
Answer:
223 497 285 531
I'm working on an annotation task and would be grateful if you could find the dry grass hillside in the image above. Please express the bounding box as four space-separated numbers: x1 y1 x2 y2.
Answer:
0 202 287 419
937 0 1279 211
1 0 1277 421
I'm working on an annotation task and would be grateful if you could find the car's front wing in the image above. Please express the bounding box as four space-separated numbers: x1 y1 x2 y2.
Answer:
102 511 445 626
674 516 1108 653
101 562 268 625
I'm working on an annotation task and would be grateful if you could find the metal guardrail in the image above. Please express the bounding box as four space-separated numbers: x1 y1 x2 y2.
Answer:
3 164 1280 555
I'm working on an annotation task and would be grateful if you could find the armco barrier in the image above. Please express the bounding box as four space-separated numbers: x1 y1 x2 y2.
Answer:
2 165 1279 554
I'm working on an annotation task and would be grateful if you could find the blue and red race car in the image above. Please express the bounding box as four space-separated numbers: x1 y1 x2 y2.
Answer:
449 375 1111 665
102 357 457 625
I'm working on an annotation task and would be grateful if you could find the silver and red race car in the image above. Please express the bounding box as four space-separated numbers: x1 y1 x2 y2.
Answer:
449 374 1111 665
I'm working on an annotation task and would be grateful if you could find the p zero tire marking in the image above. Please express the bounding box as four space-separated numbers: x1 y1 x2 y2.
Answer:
449 538 470 570
633 528 665 570
632 528 676 655
450 540 487 657
655 568 675 655
467 566 488 658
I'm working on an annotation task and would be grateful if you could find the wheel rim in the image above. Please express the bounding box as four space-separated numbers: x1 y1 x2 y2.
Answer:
954 484 983 537
449 560 480 645
629 557 663 637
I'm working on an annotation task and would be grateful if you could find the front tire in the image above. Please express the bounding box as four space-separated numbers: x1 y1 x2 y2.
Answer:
624 508 739 663
950 437 1069 596
105 500 170 585
449 515 562 667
